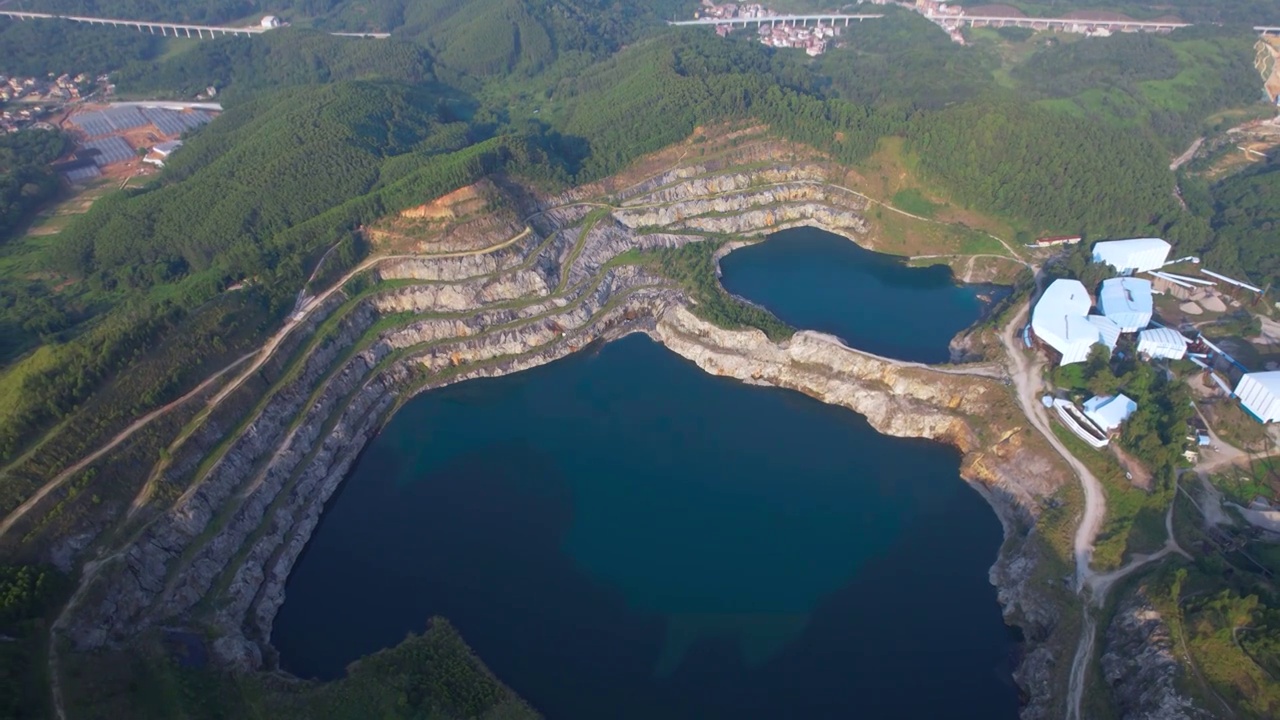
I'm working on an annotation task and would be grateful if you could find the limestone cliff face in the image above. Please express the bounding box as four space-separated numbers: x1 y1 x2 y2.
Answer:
1101 588 1215 720
652 306 1061 514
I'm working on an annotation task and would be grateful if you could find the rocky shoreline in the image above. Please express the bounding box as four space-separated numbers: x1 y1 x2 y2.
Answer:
53 162 1077 717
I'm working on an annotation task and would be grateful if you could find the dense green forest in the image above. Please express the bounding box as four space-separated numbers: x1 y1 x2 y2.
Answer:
951 0 1280 25
0 130 69 248
26 0 260 24
112 29 435 100
0 18 159 77
815 10 998 109
0 563 69 719
1012 27 1262 150
1199 158 1280 289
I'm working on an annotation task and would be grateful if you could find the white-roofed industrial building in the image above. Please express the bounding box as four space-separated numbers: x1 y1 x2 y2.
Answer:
1097 277 1153 332
1031 279 1100 365
1091 238 1172 274
1083 394 1138 432
1137 328 1188 360
1235 372 1280 423
143 140 184 168
1087 314 1122 351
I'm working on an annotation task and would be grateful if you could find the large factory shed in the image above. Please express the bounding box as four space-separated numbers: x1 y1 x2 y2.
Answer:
1092 238 1171 274
1032 279 1100 365
1137 328 1188 360
1235 371 1280 423
1097 277 1153 332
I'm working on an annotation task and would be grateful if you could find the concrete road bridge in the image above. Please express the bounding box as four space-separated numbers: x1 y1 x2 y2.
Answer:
0 10 390 38
671 14 883 28
670 12 1280 35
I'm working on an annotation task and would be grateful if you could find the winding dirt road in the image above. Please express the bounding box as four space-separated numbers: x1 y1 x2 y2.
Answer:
997 286 1109 720
0 355 251 543
999 296 1106 590
0 231 532 546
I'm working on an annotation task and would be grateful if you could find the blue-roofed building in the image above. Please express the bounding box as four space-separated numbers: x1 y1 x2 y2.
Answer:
1098 277 1153 332
1083 394 1138 433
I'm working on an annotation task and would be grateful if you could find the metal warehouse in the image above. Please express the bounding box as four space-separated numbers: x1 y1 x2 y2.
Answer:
1097 277 1153 332
1032 279 1100 365
1091 238 1172 274
1136 327 1188 360
1235 371 1280 423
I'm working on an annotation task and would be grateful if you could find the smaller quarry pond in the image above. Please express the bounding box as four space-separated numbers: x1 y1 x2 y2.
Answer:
273 336 1019 720
719 226 1001 363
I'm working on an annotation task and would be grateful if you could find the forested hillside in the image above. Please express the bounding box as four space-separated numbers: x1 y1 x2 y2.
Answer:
0 18 160 77
1197 159 1280 288
0 77 556 459
323 0 694 79
0 131 69 247
909 99 1179 236
1012 27 1261 150
950 0 1280 25
25 0 259 24
814 10 998 109
112 28 435 100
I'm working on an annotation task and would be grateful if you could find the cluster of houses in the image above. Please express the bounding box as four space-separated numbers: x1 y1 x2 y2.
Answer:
698 1 840 55
1 72 102 133
1029 237 1280 447
753 23 835 55
1 72 93 103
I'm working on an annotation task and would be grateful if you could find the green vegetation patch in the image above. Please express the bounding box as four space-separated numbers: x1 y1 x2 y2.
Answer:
890 188 941 218
1011 27 1260 151
63 618 540 720
619 239 793 341
1 564 70 720
1050 424 1168 570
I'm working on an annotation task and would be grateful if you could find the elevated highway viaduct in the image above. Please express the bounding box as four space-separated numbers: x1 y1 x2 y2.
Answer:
669 13 1280 36
0 10 389 38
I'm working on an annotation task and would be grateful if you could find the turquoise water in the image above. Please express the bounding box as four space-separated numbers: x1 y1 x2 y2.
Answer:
719 226 998 363
273 334 1019 719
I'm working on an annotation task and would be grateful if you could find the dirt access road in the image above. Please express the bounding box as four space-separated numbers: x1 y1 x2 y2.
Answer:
0 230 532 546
998 283 1107 720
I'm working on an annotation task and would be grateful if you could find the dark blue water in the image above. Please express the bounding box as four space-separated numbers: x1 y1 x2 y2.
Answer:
273 335 1019 719
720 226 997 363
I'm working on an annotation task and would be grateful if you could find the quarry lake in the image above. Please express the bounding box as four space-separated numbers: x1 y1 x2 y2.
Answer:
719 226 998 363
273 329 1019 718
